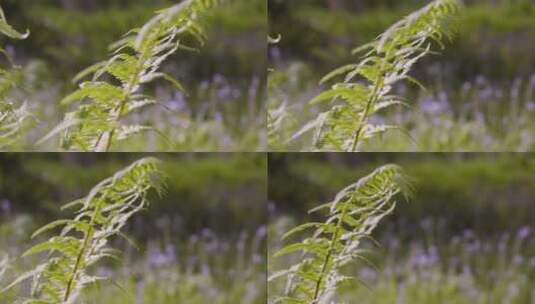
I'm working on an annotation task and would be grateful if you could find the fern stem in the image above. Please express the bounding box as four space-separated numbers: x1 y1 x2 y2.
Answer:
312 201 350 303
63 202 102 301
350 72 385 152
350 46 391 152
93 61 144 152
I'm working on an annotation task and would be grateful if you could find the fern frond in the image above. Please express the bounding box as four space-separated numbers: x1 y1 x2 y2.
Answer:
2 158 164 303
0 5 30 149
298 0 462 151
43 0 225 151
270 165 411 304
268 101 290 148
0 6 29 40
0 102 31 148
0 255 7 283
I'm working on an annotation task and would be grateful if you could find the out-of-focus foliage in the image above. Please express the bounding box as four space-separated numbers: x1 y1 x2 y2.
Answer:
268 153 535 234
270 0 535 79
0 153 266 234
0 5 31 149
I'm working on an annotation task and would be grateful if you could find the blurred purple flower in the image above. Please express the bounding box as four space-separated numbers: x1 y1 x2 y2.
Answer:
256 225 267 239
359 267 377 282
148 244 177 268
476 75 486 86
214 112 223 123
1 199 11 215
513 255 524 266
462 229 475 240
530 257 535 268
213 74 225 85
517 226 531 241
462 82 472 93
200 80 210 90
269 47 281 62
420 94 450 115
412 246 439 268
167 92 187 111
478 86 493 101
202 228 214 238
217 85 233 100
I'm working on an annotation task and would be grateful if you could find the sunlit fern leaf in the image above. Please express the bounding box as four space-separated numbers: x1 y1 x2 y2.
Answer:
294 0 462 151
269 164 411 304
268 101 286 143
41 0 225 151
0 255 7 283
267 33 296 150
1 158 164 303
0 101 31 148
0 5 30 149
0 6 29 40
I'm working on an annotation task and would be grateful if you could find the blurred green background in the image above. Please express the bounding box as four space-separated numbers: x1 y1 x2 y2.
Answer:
0 153 267 303
0 153 266 234
270 0 535 81
268 153 535 303
1 0 267 151
4 0 265 82
268 0 535 151
268 153 535 235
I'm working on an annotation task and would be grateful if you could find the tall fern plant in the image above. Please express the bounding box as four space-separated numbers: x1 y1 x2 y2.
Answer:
40 0 224 151
269 165 411 304
1 157 164 303
294 0 461 151
0 5 30 149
